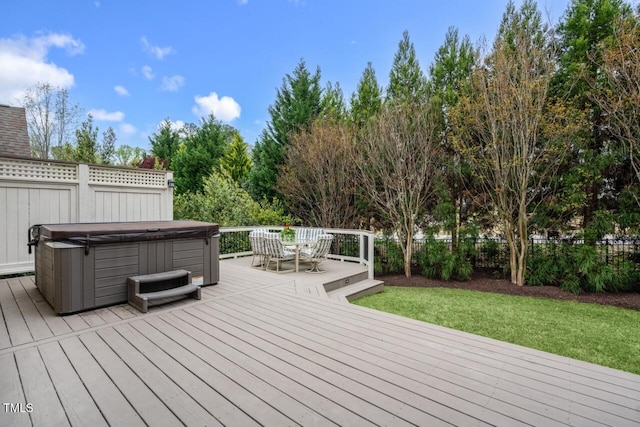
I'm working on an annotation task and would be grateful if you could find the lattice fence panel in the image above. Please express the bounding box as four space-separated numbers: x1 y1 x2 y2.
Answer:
0 158 77 181
89 166 167 188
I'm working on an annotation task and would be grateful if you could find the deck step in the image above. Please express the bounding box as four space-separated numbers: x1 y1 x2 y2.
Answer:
128 270 200 313
327 279 384 303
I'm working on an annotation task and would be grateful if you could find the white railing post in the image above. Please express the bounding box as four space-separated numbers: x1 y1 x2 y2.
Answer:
77 163 94 222
368 231 375 279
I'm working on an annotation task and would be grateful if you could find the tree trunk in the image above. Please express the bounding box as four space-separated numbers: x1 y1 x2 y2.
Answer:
403 232 413 278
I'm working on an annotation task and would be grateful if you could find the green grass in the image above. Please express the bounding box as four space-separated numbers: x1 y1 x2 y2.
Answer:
352 287 640 375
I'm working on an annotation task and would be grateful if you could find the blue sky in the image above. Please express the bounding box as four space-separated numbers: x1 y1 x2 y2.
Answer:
1 0 569 151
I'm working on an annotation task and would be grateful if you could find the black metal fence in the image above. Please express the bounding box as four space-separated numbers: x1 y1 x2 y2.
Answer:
374 237 640 275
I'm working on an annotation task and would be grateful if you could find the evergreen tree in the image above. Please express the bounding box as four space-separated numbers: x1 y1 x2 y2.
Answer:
100 127 116 165
545 0 633 240
149 118 181 164
248 59 323 201
320 81 347 121
349 62 383 129
74 114 99 164
387 30 428 104
170 114 235 194
219 133 252 185
428 27 475 248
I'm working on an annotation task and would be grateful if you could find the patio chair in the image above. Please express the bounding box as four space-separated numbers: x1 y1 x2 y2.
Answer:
264 233 295 273
249 231 266 268
301 234 333 273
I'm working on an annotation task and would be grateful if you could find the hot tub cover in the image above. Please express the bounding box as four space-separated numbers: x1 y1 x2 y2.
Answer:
29 220 219 249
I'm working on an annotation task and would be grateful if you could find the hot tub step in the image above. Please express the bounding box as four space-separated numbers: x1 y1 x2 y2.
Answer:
128 270 200 313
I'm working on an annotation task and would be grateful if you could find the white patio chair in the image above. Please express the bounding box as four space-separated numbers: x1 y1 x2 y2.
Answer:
301 234 333 273
264 233 295 273
249 231 266 268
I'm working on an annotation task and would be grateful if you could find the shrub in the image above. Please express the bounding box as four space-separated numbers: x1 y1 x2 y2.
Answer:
419 230 476 281
374 237 404 275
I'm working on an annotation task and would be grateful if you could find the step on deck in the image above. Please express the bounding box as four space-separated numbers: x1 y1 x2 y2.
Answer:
326 279 384 303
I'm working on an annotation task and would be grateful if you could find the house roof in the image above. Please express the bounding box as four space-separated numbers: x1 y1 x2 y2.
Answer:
0 104 31 158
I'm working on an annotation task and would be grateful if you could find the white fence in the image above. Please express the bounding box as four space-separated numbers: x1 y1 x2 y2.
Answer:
0 157 173 275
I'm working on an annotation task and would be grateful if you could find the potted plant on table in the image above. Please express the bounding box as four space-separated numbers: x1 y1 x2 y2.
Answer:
280 223 295 242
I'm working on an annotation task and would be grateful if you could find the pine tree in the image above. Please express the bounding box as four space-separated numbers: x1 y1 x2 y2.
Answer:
429 27 475 249
74 114 99 164
149 118 181 163
387 30 428 105
349 62 383 129
219 133 252 185
548 0 633 240
248 59 323 201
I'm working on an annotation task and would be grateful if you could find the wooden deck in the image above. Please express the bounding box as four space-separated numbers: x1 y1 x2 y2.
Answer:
1 258 639 426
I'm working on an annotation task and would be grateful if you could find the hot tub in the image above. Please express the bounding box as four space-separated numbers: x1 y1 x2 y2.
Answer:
29 220 219 314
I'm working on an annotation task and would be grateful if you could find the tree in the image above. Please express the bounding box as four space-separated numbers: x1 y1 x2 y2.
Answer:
149 118 181 163
219 133 252 185
590 10 640 197
100 127 116 165
548 0 633 238
248 59 323 201
356 101 443 277
320 81 347 121
451 0 578 286
22 83 82 159
350 62 383 129
74 114 99 164
170 114 235 194
428 27 475 248
278 119 359 228
387 30 428 105
114 145 146 167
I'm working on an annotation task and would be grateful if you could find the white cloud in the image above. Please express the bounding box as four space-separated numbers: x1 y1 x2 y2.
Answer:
168 120 185 132
192 92 241 122
119 123 137 136
160 75 185 92
140 36 175 60
141 65 154 80
0 32 84 104
89 108 124 122
114 85 129 96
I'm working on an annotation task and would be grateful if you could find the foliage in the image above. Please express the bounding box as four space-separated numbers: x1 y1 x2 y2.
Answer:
357 100 443 277
278 119 359 228
451 0 578 285
173 171 294 226
22 83 82 159
349 62 383 129
419 228 476 281
428 26 476 248
170 115 234 194
353 287 640 375
374 237 405 276
386 30 428 105
320 81 347 121
219 133 251 185
248 59 323 201
149 118 181 162
527 240 640 293
590 7 640 186
51 114 116 164
548 0 635 235
114 145 146 167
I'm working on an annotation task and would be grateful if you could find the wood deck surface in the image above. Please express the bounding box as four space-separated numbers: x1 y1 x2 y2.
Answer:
0 258 639 426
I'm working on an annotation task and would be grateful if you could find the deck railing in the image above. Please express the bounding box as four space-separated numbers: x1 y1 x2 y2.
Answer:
219 226 375 279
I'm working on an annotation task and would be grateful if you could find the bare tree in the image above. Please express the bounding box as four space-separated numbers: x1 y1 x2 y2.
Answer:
22 83 82 159
590 12 640 186
278 119 359 229
451 1 578 286
356 102 443 277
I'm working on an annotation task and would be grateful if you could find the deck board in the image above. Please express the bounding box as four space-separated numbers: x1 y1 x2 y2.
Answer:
14 346 69 426
0 259 639 426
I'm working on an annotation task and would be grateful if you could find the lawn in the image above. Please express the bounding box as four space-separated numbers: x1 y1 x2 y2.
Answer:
352 287 640 375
